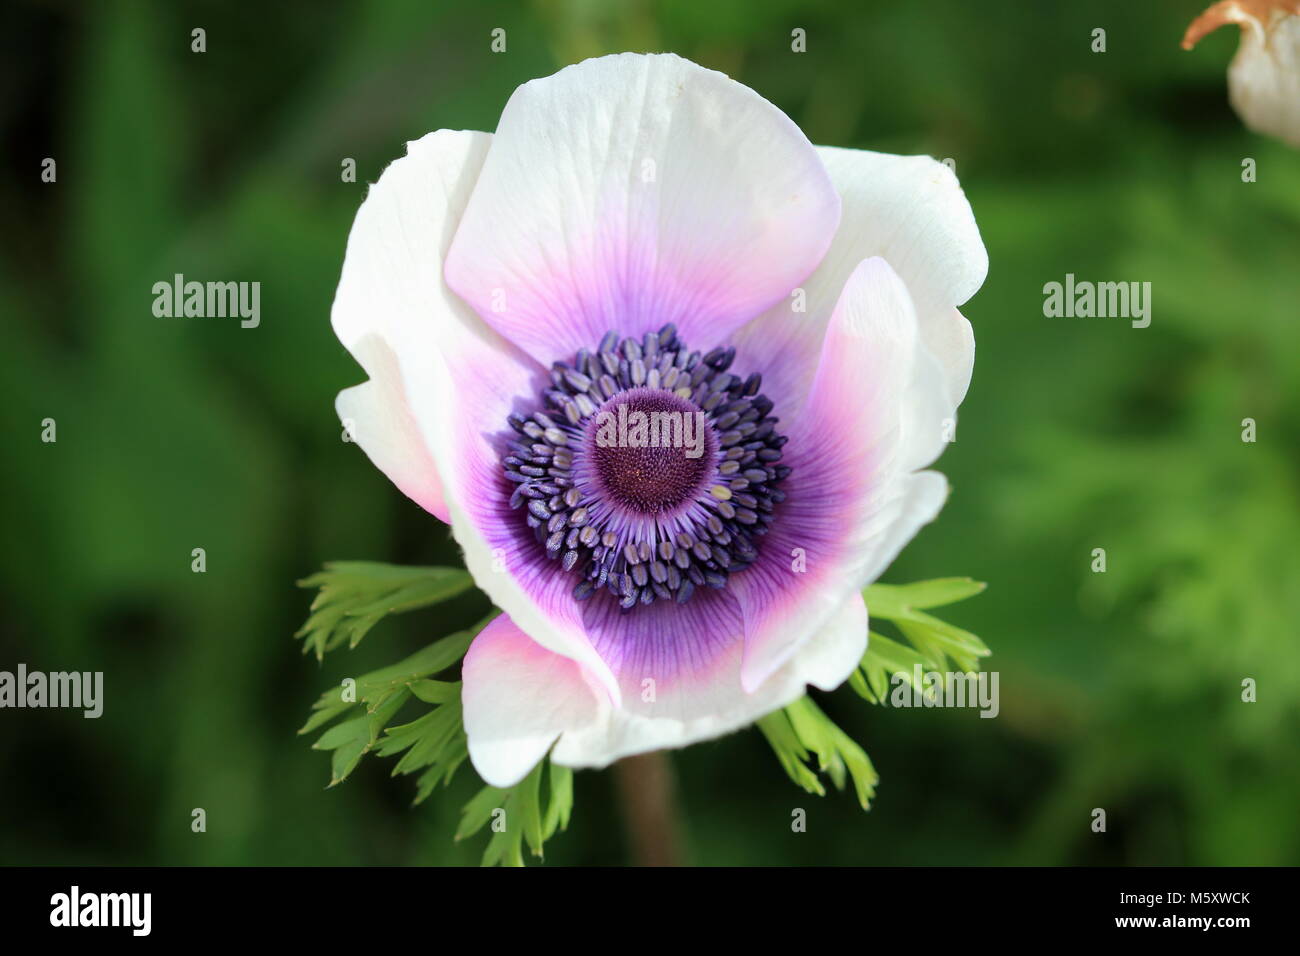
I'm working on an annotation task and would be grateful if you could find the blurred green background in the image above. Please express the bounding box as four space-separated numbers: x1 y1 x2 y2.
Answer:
2 0 1298 866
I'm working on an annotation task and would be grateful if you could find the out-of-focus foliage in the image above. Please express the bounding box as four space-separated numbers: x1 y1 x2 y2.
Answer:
1 0 1296 865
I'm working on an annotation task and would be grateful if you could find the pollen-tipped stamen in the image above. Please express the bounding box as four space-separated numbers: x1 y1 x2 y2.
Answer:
502 323 789 611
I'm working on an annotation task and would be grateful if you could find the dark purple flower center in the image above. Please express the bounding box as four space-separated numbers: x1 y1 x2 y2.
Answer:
501 324 789 612
587 388 717 515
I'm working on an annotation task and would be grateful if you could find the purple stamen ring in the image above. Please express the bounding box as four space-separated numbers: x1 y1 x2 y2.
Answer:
502 324 790 612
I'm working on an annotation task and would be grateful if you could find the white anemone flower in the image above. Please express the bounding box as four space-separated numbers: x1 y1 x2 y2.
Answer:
330 53 987 788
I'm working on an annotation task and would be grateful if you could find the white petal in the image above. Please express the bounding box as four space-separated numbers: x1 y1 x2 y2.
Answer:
732 258 952 691
331 129 493 522
1229 11 1300 147
461 597 868 781
335 338 448 521
733 147 986 421
331 128 621 701
462 614 607 787
789 590 869 691
444 52 841 367
550 592 869 770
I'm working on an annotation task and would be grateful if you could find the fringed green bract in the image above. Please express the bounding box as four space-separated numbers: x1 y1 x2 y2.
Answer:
297 561 989 861
295 562 473 659
297 563 575 865
762 578 989 808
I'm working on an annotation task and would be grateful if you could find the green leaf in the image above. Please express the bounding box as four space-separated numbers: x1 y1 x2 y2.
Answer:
865 577 986 619
757 708 825 797
297 694 354 736
759 698 877 809
852 631 937 705
543 763 574 839
517 763 545 857
409 679 459 704
854 578 990 704
374 681 469 795
456 784 510 842
311 687 411 787
297 593 575 864
823 717 877 810
897 614 989 675
456 758 575 866
295 562 474 659
352 631 477 704
299 614 496 789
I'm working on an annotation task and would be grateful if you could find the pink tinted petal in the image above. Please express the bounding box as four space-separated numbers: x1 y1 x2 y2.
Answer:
462 614 605 787
423 313 623 704
550 589 869 769
733 148 986 421
445 53 840 367
460 590 867 776
732 257 949 691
